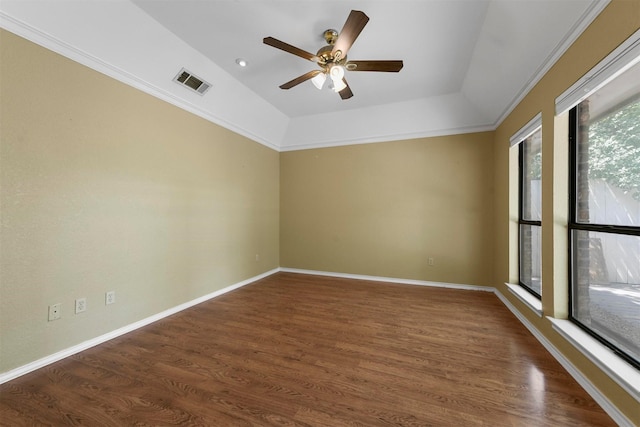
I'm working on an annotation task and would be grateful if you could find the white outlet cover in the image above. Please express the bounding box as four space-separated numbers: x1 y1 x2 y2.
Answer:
105 291 115 305
75 298 87 314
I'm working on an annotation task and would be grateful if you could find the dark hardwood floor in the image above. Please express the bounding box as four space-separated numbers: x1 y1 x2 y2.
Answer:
0 272 616 426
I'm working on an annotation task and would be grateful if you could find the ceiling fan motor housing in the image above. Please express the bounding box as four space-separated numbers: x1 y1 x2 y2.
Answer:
316 43 346 68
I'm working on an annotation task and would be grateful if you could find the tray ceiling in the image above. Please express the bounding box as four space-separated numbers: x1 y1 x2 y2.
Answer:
0 0 609 150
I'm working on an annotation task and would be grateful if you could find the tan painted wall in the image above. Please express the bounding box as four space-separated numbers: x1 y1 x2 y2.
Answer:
281 133 495 286
2 0 638 421
0 30 280 372
493 1 640 423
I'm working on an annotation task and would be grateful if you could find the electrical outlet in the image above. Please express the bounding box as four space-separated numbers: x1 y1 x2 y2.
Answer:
428 257 435 266
75 298 87 314
105 291 115 305
48 303 62 321
255 254 260 262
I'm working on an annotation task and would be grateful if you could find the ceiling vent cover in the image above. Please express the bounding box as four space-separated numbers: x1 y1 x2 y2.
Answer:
173 68 211 95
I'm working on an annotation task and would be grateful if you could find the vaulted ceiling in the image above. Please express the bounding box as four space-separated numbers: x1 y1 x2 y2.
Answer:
0 0 609 151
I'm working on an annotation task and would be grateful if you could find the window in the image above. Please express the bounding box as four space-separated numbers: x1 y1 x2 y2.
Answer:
518 127 542 298
568 60 640 369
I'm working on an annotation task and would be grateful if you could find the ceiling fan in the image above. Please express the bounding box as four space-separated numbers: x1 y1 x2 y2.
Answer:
263 10 403 100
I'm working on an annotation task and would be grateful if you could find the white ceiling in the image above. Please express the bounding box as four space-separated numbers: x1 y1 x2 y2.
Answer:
0 0 609 151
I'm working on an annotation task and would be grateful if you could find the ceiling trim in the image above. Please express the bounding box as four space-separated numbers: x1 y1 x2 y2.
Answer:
279 123 496 152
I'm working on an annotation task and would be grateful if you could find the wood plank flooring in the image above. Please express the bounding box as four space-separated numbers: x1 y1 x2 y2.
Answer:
0 272 616 426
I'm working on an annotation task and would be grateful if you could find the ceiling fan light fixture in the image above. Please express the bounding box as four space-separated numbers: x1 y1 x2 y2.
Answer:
329 65 345 82
311 72 326 90
332 78 347 92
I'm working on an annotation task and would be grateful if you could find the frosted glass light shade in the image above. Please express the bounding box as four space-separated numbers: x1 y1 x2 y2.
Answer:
332 78 347 92
311 73 326 90
329 65 345 81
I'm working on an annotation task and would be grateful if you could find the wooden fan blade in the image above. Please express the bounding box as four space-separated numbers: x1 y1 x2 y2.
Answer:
346 60 404 72
279 70 322 90
332 10 369 59
263 37 318 62
339 78 353 100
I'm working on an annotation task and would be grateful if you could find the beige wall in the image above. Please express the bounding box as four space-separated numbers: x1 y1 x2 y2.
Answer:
0 30 280 372
2 0 639 422
493 1 640 423
281 133 495 286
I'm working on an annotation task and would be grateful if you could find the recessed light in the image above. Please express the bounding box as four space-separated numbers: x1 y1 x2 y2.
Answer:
235 58 247 67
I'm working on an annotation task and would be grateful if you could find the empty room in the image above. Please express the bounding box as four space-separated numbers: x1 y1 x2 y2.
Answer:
1 0 639 425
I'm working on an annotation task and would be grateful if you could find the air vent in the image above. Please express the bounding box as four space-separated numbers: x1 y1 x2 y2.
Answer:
173 68 211 95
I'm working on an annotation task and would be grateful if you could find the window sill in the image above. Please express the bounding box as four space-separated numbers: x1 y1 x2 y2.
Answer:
505 283 542 317
548 317 640 402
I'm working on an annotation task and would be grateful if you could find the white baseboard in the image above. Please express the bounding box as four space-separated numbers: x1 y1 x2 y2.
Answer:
0 268 279 385
280 267 494 292
493 289 633 427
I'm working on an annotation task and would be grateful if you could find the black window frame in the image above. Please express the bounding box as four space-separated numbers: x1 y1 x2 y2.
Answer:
518 131 542 299
568 106 640 370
